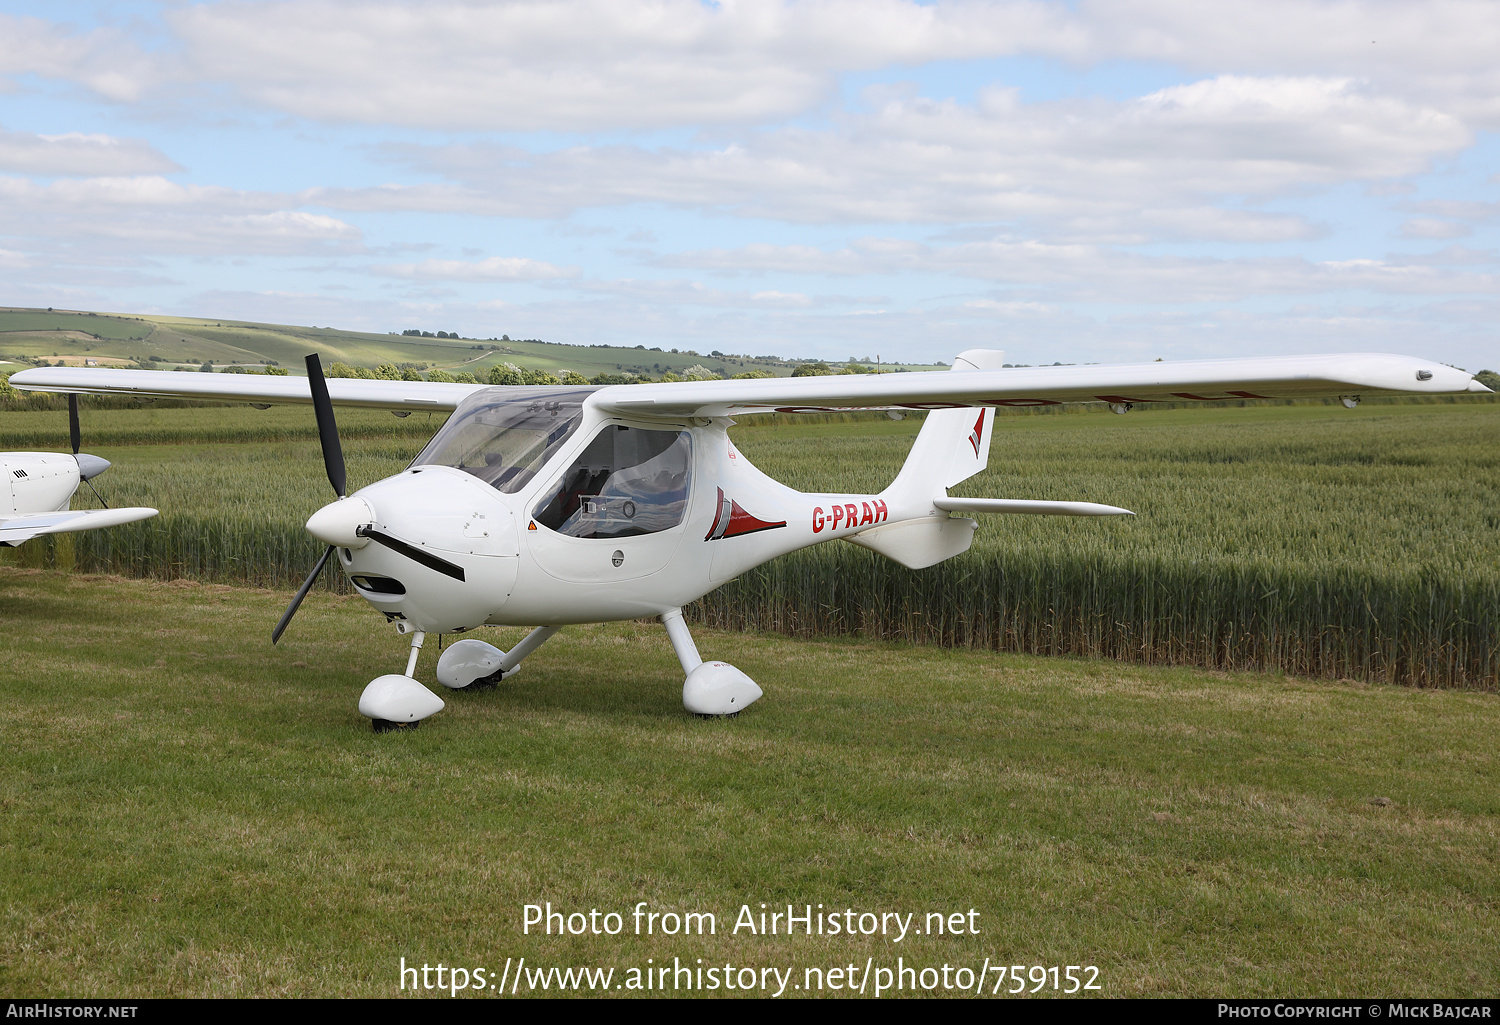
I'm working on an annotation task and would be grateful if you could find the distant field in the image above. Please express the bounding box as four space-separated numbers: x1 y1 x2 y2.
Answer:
0 306 940 381
1 570 1496 997
3 395 1495 687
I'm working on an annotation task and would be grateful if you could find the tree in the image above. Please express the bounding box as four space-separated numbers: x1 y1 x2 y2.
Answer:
489 363 524 386
561 370 588 385
374 363 401 380
427 369 455 383
199 361 214 373
791 362 831 377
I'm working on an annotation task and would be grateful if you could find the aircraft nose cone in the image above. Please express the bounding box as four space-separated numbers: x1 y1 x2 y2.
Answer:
74 453 111 480
306 496 373 548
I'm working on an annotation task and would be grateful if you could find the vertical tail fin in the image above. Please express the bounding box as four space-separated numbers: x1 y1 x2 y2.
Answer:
883 348 1002 504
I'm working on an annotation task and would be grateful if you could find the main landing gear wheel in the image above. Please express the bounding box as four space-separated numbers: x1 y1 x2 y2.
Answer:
370 718 422 733
435 630 558 691
457 672 502 693
660 608 763 717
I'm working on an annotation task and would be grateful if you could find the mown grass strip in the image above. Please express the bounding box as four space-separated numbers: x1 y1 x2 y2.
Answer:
1 569 1497 997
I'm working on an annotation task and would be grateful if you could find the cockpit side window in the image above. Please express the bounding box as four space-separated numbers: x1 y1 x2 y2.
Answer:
410 387 593 494
533 425 691 539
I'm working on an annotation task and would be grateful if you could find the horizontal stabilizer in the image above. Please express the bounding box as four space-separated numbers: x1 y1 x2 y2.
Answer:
935 497 1134 517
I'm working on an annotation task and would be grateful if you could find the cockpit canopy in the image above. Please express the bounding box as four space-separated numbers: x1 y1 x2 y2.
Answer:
411 387 595 493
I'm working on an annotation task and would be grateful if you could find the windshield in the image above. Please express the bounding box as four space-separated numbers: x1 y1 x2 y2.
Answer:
411 387 595 493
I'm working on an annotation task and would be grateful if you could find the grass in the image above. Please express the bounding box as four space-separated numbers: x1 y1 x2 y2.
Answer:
1 569 1496 997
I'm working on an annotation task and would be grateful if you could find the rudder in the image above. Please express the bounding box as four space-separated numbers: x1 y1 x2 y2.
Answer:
884 348 1003 503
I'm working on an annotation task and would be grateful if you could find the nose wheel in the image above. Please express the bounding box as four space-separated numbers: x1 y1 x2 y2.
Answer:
357 630 446 731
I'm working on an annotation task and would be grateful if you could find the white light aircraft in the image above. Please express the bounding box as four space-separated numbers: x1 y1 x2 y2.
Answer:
1 394 157 547
12 351 1487 730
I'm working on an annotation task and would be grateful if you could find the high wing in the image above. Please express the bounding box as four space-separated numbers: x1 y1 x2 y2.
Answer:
595 352 1488 418
0 507 158 546
7 367 487 412
10 353 1488 420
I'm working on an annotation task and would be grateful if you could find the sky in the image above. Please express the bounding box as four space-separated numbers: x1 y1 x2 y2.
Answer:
1 0 1497 369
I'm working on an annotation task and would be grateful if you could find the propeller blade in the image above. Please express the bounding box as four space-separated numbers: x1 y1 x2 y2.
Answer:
357 526 467 581
68 394 81 455
304 353 346 498
272 544 335 644
82 477 110 510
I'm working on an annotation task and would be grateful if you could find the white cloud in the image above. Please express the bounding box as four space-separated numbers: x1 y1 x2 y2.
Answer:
0 176 283 212
4 1 1498 137
329 75 1462 240
0 129 180 176
1397 218 1470 240
1409 200 1500 222
370 256 580 281
165 0 1069 131
0 14 159 102
3 2 1497 371
0 177 362 255
663 238 1500 303
750 290 814 307
55 2 1473 133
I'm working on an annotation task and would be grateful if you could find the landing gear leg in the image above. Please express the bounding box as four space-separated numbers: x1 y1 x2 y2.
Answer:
359 629 446 731
660 608 762 716
404 629 425 677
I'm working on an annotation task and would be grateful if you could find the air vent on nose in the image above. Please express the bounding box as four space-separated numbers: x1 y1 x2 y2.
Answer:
351 575 407 595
